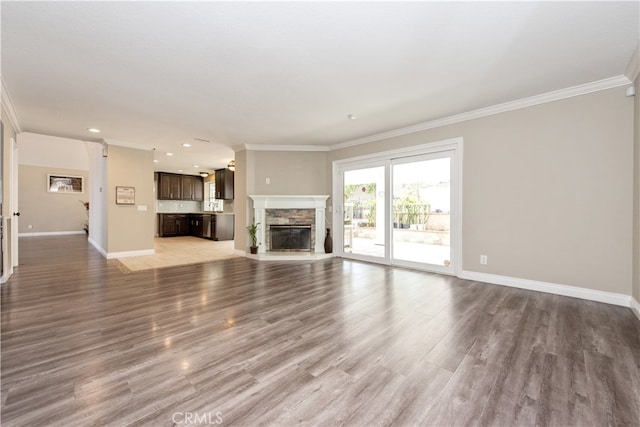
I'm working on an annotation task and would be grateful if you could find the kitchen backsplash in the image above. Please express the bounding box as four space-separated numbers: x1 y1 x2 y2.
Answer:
157 200 203 213
222 199 234 213
156 199 234 213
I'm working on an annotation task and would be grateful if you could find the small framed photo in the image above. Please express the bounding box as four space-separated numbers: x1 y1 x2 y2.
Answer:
48 174 84 194
116 186 135 205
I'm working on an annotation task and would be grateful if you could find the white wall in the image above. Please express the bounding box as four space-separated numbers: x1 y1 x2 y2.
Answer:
18 132 89 170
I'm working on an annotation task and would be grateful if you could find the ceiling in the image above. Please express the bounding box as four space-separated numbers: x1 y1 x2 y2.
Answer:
2 1 638 174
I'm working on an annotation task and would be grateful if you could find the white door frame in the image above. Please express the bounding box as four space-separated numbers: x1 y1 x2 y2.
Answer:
332 137 463 276
10 137 18 268
2 136 18 282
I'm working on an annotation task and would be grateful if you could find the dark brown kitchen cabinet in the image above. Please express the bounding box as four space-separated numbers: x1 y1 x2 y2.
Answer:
182 175 204 201
193 178 204 201
159 213 234 240
190 214 204 237
159 214 189 237
214 168 234 200
212 214 234 241
158 173 182 200
181 175 195 200
157 173 204 201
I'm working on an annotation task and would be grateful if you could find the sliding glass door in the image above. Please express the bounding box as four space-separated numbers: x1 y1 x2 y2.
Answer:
392 153 451 270
342 165 386 259
335 140 460 275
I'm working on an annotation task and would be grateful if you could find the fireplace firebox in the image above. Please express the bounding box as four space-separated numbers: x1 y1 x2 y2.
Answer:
270 225 312 252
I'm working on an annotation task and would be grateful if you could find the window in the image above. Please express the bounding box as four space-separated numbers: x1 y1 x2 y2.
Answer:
205 182 224 211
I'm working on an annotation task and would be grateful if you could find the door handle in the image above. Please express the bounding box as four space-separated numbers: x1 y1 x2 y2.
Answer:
13 212 20 217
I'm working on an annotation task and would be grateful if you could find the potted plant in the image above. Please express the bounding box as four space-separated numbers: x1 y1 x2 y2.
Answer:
247 221 260 254
79 200 89 235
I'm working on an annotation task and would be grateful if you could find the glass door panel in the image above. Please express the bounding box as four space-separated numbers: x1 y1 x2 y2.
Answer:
392 156 451 268
343 166 385 258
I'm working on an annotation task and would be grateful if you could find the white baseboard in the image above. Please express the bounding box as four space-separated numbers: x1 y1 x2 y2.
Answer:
86 238 154 259
88 237 107 258
106 249 155 259
0 270 12 284
631 297 640 322
460 270 633 308
19 231 85 237
233 249 247 257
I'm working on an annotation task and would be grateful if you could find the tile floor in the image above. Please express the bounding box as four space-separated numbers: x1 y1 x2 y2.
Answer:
114 237 237 272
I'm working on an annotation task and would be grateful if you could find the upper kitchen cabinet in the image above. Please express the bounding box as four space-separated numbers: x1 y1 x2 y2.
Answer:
193 177 204 201
158 173 182 200
214 168 234 200
181 175 204 201
157 173 204 201
181 175 193 200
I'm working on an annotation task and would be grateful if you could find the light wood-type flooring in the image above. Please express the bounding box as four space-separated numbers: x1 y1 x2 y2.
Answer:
2 235 639 426
114 237 237 272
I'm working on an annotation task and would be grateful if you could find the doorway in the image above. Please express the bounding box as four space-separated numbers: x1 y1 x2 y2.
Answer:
334 138 462 275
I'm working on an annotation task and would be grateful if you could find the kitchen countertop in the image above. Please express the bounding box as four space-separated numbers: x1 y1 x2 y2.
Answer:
157 212 233 215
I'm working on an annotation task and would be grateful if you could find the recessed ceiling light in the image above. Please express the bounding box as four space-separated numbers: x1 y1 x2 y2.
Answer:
193 165 199 168
182 143 191 147
153 160 159 163
178 169 183 172
165 152 173 156
87 128 101 133
347 114 357 120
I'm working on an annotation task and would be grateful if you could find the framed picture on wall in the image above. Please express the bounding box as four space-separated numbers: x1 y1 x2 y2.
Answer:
116 186 135 205
47 174 84 194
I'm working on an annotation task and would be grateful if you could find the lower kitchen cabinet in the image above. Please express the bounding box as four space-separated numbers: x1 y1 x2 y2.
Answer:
212 214 234 241
159 214 189 237
190 214 204 237
159 213 234 240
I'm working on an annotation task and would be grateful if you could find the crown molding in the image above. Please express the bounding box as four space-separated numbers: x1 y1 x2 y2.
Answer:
1 76 22 134
331 75 632 151
242 144 330 152
625 40 639 82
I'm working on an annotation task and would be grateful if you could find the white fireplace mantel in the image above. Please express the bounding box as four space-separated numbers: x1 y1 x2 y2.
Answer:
248 195 329 254
249 195 329 209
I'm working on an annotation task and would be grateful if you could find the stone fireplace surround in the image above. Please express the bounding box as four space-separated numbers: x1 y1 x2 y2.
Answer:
266 211 314 251
248 195 330 257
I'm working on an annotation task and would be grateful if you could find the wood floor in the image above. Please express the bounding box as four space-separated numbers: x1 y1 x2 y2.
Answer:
2 236 639 426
